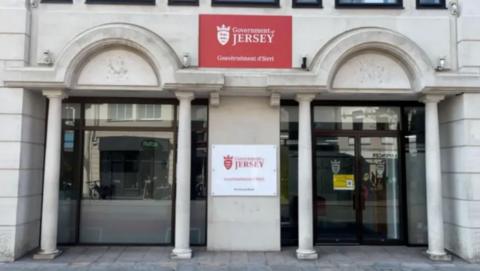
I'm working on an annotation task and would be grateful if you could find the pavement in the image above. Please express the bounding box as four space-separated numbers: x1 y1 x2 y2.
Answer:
1 246 480 271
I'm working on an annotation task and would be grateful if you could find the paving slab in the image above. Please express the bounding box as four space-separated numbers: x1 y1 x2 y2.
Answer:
1 246 480 271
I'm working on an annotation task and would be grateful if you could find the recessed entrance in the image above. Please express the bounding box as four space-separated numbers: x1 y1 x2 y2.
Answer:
280 102 428 246
314 135 401 244
313 106 403 244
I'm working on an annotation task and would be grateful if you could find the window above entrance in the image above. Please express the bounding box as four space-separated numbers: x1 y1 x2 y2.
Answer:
313 106 400 131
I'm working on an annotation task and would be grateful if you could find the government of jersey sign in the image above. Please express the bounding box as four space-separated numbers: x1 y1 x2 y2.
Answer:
211 145 277 196
199 14 292 68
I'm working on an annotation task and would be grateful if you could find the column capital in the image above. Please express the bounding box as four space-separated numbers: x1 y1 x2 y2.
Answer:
175 91 195 101
270 93 281 107
419 94 445 104
42 89 68 99
210 92 220 107
295 94 316 103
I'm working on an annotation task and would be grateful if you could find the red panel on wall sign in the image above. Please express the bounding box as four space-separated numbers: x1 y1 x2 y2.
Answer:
199 14 292 68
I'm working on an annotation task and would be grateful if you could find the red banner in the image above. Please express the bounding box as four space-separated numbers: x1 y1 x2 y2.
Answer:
199 14 292 68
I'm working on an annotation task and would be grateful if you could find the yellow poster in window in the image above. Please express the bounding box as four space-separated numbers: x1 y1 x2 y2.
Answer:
333 174 355 190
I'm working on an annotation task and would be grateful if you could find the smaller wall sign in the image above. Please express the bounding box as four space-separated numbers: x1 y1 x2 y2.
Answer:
212 144 277 196
333 174 355 191
199 15 292 68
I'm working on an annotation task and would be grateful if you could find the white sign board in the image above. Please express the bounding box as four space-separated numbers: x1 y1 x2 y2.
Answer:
212 144 277 196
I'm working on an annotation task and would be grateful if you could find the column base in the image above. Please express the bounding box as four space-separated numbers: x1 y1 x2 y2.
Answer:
171 248 192 259
296 248 318 260
33 249 62 260
426 250 452 262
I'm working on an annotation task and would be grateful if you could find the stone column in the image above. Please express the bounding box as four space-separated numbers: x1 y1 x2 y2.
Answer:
34 90 67 260
172 92 194 259
295 94 318 260
420 94 451 261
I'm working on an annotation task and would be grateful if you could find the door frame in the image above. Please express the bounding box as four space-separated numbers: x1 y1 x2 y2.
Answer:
311 109 406 246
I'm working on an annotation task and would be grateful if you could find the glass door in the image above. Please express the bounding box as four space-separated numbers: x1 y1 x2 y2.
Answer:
315 135 402 244
315 136 357 243
359 136 401 242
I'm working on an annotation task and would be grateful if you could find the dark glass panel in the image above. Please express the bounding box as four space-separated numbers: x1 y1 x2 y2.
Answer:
190 105 208 245
212 0 279 6
404 107 427 245
58 102 82 244
293 0 322 8
417 0 445 8
58 130 81 243
315 136 357 242
280 106 299 245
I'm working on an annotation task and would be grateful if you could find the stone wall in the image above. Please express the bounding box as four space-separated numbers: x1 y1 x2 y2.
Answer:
457 0 480 73
0 0 45 262
440 93 480 263
207 97 280 251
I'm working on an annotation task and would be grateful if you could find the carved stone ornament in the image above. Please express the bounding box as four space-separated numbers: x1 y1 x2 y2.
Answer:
106 56 128 81
358 57 386 85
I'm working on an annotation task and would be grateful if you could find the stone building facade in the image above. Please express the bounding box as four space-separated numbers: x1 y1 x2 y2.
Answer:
1 0 480 264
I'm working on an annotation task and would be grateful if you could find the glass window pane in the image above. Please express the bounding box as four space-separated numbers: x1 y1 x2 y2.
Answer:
280 106 299 245
419 0 440 4
338 0 399 3
360 137 402 241
293 0 321 6
80 131 175 244
85 103 174 127
58 129 80 243
212 0 278 5
62 103 81 127
404 107 427 245
316 136 357 242
313 106 400 131
190 105 208 245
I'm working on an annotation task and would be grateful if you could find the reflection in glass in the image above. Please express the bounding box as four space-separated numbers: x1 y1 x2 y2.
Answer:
62 103 81 127
419 0 441 4
338 0 399 4
314 106 400 131
316 137 356 242
80 131 174 244
360 137 401 241
58 129 80 243
85 103 174 127
58 103 82 243
190 105 208 245
280 106 299 245
404 107 427 244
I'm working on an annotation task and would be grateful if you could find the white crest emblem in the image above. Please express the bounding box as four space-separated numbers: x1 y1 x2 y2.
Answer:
376 160 385 176
216 24 231 46
331 160 341 175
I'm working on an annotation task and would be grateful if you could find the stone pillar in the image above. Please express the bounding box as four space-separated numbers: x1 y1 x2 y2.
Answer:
420 94 451 261
295 94 317 260
172 92 194 259
34 90 67 260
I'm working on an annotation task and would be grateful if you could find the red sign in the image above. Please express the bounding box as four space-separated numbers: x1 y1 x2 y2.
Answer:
199 14 292 68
